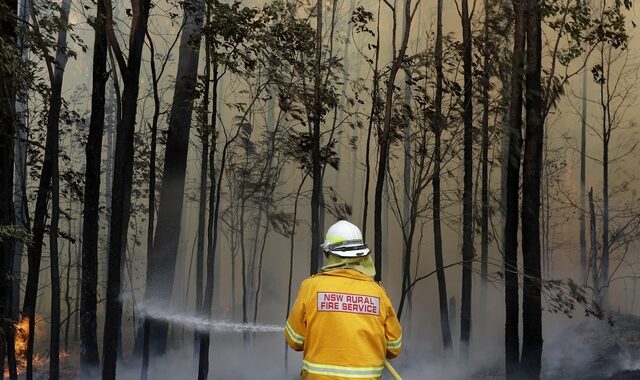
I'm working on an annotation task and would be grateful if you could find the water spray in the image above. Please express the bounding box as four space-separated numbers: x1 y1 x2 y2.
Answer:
135 303 284 333
136 303 403 379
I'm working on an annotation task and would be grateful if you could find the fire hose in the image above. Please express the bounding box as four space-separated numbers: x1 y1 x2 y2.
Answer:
384 360 403 380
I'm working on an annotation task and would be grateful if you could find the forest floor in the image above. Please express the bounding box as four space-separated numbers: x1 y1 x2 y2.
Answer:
544 312 640 380
5 313 640 379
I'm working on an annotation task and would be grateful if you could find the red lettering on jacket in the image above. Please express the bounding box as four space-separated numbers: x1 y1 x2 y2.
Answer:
317 292 380 316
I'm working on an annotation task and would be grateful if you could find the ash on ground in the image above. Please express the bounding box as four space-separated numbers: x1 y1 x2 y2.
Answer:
545 312 640 380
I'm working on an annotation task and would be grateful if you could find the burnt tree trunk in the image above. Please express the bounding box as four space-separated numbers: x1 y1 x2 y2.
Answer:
310 0 323 275
22 3 70 378
48 2 72 378
0 0 18 375
145 0 204 354
480 0 490 294
520 0 543 376
579 47 588 282
139 29 162 380
198 61 219 380
361 0 381 239
504 0 526 377
285 175 308 369
589 188 599 300
459 0 474 359
80 0 107 372
598 43 610 309
12 3 30 374
433 0 452 352
101 0 153 376
374 0 415 281
193 3 211 359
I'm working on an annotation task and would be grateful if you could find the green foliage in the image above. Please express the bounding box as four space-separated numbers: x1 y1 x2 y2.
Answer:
23 0 86 61
350 6 375 38
286 131 339 173
540 0 631 109
267 210 295 238
544 278 605 320
591 0 631 49
325 187 353 221
203 0 314 76
0 39 24 85
0 225 33 246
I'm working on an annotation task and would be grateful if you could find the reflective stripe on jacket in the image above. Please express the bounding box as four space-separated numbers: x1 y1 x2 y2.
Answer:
285 268 402 379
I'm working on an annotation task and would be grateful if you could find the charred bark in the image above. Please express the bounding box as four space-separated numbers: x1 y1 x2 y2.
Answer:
374 0 416 282
139 29 162 380
198 62 219 380
310 0 323 275
504 0 526 377
361 0 381 240
145 0 204 353
48 3 72 378
520 0 544 376
22 2 70 377
0 0 18 375
459 0 474 359
101 0 153 376
579 51 587 282
193 4 211 358
480 0 490 293
433 0 452 352
589 188 599 300
80 0 108 372
598 45 610 309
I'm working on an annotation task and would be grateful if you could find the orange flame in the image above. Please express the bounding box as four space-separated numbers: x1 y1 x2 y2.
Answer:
3 315 49 378
15 315 30 372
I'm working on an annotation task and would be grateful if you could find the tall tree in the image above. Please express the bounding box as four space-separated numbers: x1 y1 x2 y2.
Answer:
595 38 633 307
0 0 18 375
139 27 167 380
310 0 323 275
80 0 108 372
480 0 491 294
362 0 382 240
12 0 30 350
197 59 219 380
136 22 184 367
585 0 632 307
432 0 452 353
374 0 419 281
520 0 543 376
399 0 414 316
101 0 153 375
193 4 211 359
504 0 526 377
459 0 473 358
339 0 356 205
597 36 610 310
589 188 598 298
197 2 270 365
22 2 72 377
144 0 205 354
579 37 588 282
197 53 219 378
48 1 72 378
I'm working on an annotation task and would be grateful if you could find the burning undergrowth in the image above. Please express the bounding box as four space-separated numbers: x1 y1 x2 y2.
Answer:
2 315 70 379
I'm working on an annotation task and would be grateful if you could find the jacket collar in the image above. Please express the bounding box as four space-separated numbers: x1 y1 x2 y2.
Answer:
319 268 374 281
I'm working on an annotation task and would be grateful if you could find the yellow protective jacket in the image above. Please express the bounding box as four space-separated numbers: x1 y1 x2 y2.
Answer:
285 268 402 379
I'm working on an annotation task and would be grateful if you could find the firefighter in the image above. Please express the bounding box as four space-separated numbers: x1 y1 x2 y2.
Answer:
285 220 402 379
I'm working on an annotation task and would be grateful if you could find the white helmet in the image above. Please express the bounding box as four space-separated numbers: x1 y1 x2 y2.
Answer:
321 220 370 258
